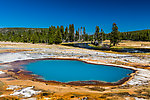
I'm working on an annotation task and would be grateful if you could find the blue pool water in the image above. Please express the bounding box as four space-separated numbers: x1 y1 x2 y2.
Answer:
23 60 133 82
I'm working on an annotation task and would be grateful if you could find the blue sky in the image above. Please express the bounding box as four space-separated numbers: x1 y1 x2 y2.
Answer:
0 0 150 34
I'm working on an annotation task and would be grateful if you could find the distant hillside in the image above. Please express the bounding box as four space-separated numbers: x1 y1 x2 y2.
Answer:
0 28 49 33
122 29 150 33
120 29 150 41
0 26 63 44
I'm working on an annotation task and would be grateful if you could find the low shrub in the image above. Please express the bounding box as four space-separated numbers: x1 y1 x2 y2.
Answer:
87 87 105 92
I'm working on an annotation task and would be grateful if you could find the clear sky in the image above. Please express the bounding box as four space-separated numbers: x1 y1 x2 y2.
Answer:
0 0 150 34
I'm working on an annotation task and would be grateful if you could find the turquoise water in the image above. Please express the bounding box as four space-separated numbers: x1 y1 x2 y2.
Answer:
23 60 133 82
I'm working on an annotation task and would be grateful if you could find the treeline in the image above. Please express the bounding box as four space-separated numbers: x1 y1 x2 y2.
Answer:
120 30 150 41
0 24 90 44
106 29 150 42
0 24 150 45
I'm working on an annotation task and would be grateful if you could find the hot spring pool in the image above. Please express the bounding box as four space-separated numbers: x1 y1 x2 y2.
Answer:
23 60 133 82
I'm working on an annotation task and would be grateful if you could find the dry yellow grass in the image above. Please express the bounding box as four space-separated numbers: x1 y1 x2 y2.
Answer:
104 40 150 48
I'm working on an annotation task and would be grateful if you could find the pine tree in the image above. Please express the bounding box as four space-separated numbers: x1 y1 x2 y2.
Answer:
84 34 88 41
80 27 82 41
101 29 106 41
69 24 72 41
48 26 54 44
69 24 74 42
95 26 100 41
64 27 69 41
83 27 86 41
60 26 64 41
55 26 62 44
75 30 79 41
110 23 120 46
97 29 103 45
0 33 3 41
